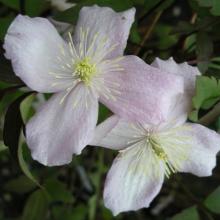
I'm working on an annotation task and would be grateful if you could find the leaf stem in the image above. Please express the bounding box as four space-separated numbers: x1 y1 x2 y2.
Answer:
134 11 162 55
198 102 220 126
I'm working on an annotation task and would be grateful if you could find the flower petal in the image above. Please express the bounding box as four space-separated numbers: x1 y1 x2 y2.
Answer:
104 146 164 215
90 115 141 150
152 57 200 95
4 15 74 93
74 5 135 59
178 123 220 177
26 84 98 166
99 55 184 124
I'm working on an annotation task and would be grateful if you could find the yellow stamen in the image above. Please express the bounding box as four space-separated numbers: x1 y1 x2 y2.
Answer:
75 57 97 85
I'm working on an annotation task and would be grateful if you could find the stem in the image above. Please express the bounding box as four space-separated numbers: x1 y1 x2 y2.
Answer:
134 11 162 55
198 102 220 126
138 0 164 23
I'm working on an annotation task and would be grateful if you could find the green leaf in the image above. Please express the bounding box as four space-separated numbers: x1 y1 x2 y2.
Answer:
54 0 133 23
20 94 35 123
0 0 49 16
0 45 23 84
190 76 220 121
22 189 49 220
4 175 36 194
210 0 220 15
196 31 213 73
0 15 15 40
196 0 220 16
44 178 73 203
3 93 32 161
0 0 19 10
18 143 42 189
98 104 111 124
204 186 220 214
0 141 7 152
196 0 213 7
52 204 87 220
170 206 199 220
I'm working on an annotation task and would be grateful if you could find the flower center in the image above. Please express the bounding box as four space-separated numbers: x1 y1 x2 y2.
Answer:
148 138 167 160
75 57 96 85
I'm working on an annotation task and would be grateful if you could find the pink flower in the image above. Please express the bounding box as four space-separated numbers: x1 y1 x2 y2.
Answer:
91 58 220 215
4 6 183 166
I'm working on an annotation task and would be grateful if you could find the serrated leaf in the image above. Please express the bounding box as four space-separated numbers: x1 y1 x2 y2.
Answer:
190 76 220 121
170 206 199 220
22 189 49 220
204 186 220 214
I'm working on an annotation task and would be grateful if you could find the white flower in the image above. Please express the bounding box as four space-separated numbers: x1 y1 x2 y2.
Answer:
91 58 220 215
3 7 184 166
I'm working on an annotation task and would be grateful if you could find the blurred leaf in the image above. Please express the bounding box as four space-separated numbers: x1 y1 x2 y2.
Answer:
98 104 111 124
3 93 32 160
20 94 35 123
155 0 174 12
0 0 19 10
189 76 220 121
0 140 7 152
25 0 49 16
0 0 48 16
170 206 199 220
54 0 133 23
197 0 212 7
171 21 195 35
4 175 36 194
130 22 141 44
204 186 220 214
22 189 48 220
52 204 87 220
196 31 213 73
0 46 23 84
210 0 220 16
189 0 212 16
0 15 15 40
196 0 220 16
155 24 178 49
44 178 73 203
18 143 42 189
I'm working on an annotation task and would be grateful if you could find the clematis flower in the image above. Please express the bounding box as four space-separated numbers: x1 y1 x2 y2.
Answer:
91 58 220 215
4 6 183 166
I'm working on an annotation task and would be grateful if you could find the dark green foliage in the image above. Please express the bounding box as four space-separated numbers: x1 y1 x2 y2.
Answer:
0 1 220 220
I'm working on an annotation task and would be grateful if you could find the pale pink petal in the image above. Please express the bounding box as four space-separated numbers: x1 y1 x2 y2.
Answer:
74 5 135 59
152 57 200 96
90 115 141 150
99 56 184 124
157 93 190 129
26 84 98 166
4 15 74 93
178 123 220 177
104 146 164 215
